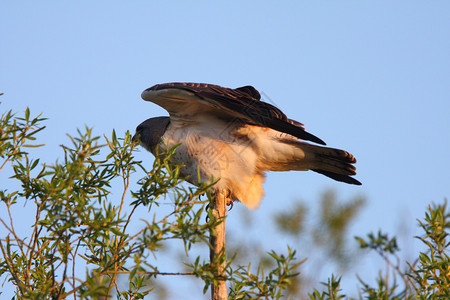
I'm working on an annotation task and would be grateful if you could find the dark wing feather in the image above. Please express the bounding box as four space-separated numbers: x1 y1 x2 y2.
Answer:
235 85 261 100
144 82 326 145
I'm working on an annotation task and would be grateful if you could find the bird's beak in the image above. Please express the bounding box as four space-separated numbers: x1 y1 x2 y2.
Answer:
132 133 140 143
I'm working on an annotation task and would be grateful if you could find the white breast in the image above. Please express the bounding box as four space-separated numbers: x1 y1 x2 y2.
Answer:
159 119 265 209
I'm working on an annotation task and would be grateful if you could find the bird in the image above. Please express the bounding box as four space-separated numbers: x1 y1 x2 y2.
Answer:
134 82 361 209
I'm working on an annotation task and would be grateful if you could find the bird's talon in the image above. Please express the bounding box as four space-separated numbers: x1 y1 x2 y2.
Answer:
227 200 233 211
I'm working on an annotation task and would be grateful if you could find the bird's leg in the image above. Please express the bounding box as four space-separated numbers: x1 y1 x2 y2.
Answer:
206 189 232 218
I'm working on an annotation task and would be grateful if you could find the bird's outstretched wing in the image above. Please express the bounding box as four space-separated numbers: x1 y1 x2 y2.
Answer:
141 82 326 145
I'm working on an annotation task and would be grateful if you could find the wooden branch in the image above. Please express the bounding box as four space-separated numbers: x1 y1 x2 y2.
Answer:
210 189 228 300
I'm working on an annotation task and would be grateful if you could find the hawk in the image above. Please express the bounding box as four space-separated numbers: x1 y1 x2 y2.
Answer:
134 82 361 209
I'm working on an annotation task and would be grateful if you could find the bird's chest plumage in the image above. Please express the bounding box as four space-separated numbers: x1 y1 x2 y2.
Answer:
159 121 256 185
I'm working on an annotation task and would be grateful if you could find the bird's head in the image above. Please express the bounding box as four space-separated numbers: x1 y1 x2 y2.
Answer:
133 116 170 155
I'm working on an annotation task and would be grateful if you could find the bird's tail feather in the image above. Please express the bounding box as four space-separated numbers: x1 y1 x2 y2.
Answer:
311 169 361 185
298 142 361 185
263 140 361 185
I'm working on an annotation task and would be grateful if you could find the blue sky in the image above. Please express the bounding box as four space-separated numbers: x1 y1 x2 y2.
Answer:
1 1 449 298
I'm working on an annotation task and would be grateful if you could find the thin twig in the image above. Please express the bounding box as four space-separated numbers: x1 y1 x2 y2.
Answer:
106 270 197 276
0 241 26 295
0 157 11 172
108 162 132 297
